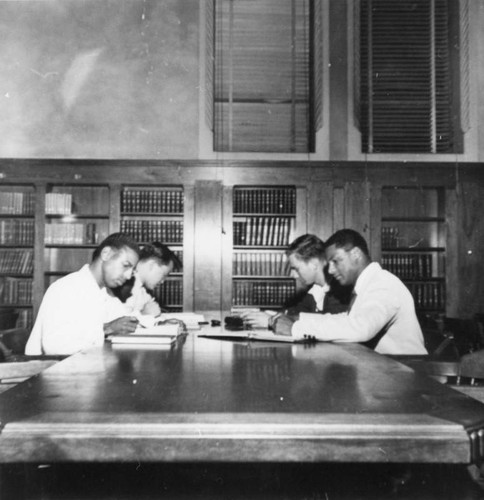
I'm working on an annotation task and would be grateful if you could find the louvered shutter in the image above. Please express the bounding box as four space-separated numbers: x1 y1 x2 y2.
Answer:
213 0 315 153
359 0 462 154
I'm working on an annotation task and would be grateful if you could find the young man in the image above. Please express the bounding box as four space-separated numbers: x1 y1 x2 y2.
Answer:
274 229 427 355
242 234 351 329
25 233 140 356
110 242 182 316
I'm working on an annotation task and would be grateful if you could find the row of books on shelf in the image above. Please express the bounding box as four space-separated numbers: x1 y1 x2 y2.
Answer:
233 217 292 247
122 189 184 214
152 279 183 307
45 192 73 215
45 223 98 245
232 280 295 307
16 308 33 329
0 219 35 245
382 253 434 279
406 281 445 310
233 252 289 277
0 249 34 274
233 188 296 215
381 227 402 248
0 191 35 214
0 277 33 305
121 220 183 244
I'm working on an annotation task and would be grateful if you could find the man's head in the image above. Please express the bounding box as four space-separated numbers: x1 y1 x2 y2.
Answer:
92 233 140 288
286 234 327 287
136 242 182 290
325 229 371 286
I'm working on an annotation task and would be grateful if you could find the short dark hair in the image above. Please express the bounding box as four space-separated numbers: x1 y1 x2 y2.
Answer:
92 233 140 262
141 242 183 272
286 234 325 262
325 229 370 258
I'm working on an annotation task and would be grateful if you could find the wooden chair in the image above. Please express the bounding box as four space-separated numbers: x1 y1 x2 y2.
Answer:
0 328 62 393
396 316 484 386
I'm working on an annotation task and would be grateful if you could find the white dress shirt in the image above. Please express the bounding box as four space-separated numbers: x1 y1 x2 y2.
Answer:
25 265 126 356
122 273 156 314
292 262 427 355
307 283 330 312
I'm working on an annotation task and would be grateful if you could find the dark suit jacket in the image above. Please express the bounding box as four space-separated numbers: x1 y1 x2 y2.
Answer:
284 282 352 316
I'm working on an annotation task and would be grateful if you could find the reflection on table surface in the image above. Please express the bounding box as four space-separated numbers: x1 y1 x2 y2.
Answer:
1 331 481 418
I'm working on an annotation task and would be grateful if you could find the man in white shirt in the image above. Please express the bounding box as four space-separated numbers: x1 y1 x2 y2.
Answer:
25 233 140 356
275 229 427 355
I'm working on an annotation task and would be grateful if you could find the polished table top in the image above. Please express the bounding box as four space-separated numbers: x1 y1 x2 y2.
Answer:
1 332 484 464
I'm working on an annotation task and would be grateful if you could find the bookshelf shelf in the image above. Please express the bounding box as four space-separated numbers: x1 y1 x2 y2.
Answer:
234 213 297 218
381 187 446 314
44 244 98 249
0 214 34 219
233 275 291 280
0 304 33 309
382 247 445 252
45 214 110 220
382 217 445 223
121 212 182 217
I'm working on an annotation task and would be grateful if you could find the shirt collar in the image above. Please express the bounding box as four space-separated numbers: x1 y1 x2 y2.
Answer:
308 283 330 311
354 262 381 295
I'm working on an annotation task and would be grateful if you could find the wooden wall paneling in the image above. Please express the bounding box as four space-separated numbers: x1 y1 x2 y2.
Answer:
455 176 484 317
294 186 308 240
193 180 223 313
332 186 345 232
307 181 334 241
445 187 458 317
33 183 46 320
220 185 233 313
108 184 121 234
183 185 196 312
369 183 382 263
343 181 371 241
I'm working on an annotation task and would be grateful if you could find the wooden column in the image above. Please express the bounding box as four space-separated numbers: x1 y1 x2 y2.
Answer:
193 180 223 313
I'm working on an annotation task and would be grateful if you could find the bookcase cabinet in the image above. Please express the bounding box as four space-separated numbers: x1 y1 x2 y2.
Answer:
380 187 446 314
0 185 35 328
0 160 482 326
43 184 110 291
232 186 296 309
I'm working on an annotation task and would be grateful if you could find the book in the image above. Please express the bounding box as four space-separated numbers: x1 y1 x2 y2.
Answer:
110 334 177 345
161 312 206 330
198 325 311 344
134 312 205 331
110 322 181 345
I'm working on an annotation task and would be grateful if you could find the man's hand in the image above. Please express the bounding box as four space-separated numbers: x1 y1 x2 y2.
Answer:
273 314 295 336
104 316 139 337
239 310 271 329
141 301 162 316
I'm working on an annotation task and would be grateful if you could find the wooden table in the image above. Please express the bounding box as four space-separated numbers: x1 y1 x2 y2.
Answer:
1 331 484 465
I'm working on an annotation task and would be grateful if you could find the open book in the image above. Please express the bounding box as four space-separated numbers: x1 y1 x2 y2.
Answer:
133 312 205 331
198 326 311 344
110 322 182 346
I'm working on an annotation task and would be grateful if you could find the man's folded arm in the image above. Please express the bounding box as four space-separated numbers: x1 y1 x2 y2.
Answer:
292 292 398 343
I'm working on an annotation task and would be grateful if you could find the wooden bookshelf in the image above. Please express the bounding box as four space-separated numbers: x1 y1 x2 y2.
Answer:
380 187 446 313
43 184 110 291
0 185 36 328
232 186 296 309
